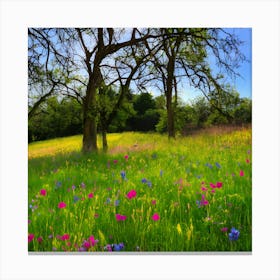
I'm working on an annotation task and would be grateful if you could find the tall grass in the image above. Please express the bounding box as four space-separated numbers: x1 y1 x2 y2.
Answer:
28 128 252 252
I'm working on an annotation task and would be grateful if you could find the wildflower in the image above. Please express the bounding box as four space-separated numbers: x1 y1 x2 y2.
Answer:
210 183 216 188
115 214 127 221
200 194 209 206
141 178 148 183
229 227 240 241
88 193 94 199
73 195 80 203
120 171 126 180
113 159 118 164
147 181 152 188
72 185 76 190
94 213 99 218
28 233 34 243
216 182 223 188
240 170 244 177
112 242 124 251
114 200 120 206
37 236 43 243
152 213 160 221
127 189 137 199
88 235 96 246
205 163 213 169
124 155 129 160
201 187 208 191
40 189 47 196
58 202 66 208
104 244 113 251
221 227 228 232
246 159 250 164
160 170 163 177
48 234 53 239
105 198 111 204
151 199 156 205
61 234 70 241
215 162 221 169
81 182 86 188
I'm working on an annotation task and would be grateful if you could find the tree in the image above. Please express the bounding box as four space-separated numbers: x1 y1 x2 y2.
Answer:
28 28 161 152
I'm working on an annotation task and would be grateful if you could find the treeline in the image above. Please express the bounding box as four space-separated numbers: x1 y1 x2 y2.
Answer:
28 91 251 143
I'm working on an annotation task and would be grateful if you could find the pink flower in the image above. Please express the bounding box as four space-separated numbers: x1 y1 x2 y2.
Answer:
28 233 34 243
124 155 129 160
240 170 244 177
40 189 47 196
88 193 94 199
37 236 43 243
152 213 160 221
88 235 96 246
116 214 127 221
216 182 223 188
221 227 228 232
61 234 70 241
201 187 208 191
58 202 66 208
113 159 118 164
151 200 157 205
83 241 90 249
127 189 137 199
210 183 216 188
211 189 216 193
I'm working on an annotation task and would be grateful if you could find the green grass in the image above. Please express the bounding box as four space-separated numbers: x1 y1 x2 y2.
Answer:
28 128 252 252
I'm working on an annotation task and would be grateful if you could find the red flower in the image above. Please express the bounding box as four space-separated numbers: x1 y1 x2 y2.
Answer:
28 233 34 243
58 202 66 208
37 236 43 243
40 189 47 196
61 234 70 241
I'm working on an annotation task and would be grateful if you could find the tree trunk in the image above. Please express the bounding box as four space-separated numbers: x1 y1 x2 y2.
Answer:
166 56 176 138
82 83 98 153
102 129 108 152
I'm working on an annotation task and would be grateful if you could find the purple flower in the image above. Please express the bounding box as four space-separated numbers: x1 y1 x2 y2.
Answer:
120 171 126 180
229 227 240 241
141 178 148 183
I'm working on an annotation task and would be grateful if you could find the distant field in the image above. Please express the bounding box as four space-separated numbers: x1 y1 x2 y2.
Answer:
28 128 252 252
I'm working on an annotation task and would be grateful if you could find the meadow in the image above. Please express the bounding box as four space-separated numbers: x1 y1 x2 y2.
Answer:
28 127 252 252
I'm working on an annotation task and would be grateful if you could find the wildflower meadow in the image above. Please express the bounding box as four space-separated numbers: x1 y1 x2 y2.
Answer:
28 128 252 252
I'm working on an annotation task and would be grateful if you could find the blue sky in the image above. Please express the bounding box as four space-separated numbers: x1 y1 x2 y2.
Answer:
150 28 252 103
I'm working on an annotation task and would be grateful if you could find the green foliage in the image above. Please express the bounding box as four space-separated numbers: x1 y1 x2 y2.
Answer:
28 97 82 142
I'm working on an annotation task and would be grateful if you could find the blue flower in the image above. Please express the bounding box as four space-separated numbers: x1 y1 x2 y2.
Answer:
160 170 163 177
114 200 120 206
147 181 152 188
229 227 240 241
215 162 221 169
73 195 80 203
112 242 124 251
120 171 126 180
205 163 213 169
141 178 148 183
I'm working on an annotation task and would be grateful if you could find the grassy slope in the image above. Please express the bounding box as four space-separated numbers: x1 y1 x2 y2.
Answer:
28 128 252 252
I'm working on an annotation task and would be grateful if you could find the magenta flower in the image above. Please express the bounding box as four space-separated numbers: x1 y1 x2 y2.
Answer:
152 213 160 221
113 159 118 164
221 227 228 232
200 194 209 206
88 193 94 199
201 187 208 191
124 155 129 160
61 234 70 241
216 182 223 188
151 200 157 205
127 189 137 199
240 170 244 177
88 235 96 246
40 189 47 196
116 214 127 221
58 202 66 209
28 233 34 243
210 183 216 188
37 236 43 243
